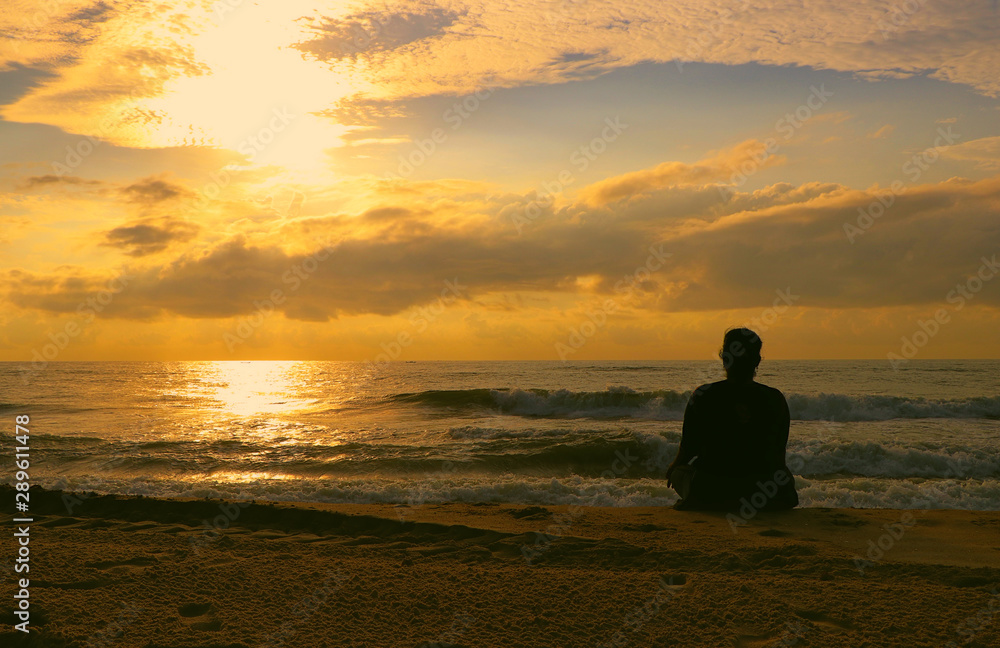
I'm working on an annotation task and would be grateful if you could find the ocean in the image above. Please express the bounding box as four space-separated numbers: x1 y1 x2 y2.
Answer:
2 360 998 510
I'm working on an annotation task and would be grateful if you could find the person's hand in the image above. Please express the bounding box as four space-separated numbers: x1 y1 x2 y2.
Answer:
665 462 676 488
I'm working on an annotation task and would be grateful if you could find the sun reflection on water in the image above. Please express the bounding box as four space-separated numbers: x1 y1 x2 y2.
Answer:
200 360 311 417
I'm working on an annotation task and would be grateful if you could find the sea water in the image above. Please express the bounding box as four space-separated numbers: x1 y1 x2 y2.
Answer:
2 360 998 509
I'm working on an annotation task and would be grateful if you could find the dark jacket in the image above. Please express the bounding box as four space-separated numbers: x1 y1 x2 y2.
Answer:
674 379 798 511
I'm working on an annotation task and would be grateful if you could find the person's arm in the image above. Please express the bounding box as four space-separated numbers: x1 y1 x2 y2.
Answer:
770 389 791 468
667 386 706 486
770 389 799 509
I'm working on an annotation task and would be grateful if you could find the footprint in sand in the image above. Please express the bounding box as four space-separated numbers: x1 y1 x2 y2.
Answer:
660 573 688 586
792 608 856 631
736 610 853 647
735 622 808 647
734 630 786 648
178 602 222 632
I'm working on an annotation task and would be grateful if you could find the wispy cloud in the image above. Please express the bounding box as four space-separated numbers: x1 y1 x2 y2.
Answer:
3 0 998 150
941 136 1000 170
867 124 896 139
580 140 785 206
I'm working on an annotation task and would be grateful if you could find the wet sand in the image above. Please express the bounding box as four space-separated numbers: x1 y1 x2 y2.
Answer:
2 486 999 647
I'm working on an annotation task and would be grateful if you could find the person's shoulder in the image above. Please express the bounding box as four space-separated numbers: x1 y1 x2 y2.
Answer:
693 380 726 395
688 380 724 404
753 382 788 403
764 383 785 395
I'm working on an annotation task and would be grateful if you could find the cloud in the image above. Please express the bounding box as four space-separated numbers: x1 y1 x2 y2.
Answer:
102 218 199 257
649 176 1000 311
20 174 102 189
941 136 1000 170
867 124 896 139
119 176 193 204
0 1 116 69
294 7 461 61
66 1 115 26
7 160 1000 321
0 2 210 147
0 64 56 106
3 0 998 150
310 0 1000 102
579 140 785 205
317 95 409 128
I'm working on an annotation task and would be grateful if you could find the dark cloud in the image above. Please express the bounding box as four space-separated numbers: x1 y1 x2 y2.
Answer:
102 218 199 257
0 64 55 106
21 175 102 189
66 1 115 25
294 8 460 62
6 174 1000 321
644 179 1000 311
545 50 614 81
52 1 117 47
119 177 193 204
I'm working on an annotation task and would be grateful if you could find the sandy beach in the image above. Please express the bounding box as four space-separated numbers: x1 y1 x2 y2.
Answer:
2 486 998 647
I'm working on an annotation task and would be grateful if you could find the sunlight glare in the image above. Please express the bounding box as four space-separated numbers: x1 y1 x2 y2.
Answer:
206 361 308 417
142 3 356 173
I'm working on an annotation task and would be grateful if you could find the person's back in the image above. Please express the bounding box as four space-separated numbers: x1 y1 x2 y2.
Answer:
667 329 798 511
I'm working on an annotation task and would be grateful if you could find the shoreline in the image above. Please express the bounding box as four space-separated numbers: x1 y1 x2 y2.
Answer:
3 486 999 647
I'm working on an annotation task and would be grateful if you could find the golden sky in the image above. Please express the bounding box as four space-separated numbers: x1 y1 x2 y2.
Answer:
1 0 999 361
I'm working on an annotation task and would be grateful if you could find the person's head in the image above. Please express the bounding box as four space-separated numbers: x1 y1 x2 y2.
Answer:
719 328 762 380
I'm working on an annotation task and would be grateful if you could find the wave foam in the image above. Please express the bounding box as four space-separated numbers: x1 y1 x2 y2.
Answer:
394 388 1000 421
31 474 1000 510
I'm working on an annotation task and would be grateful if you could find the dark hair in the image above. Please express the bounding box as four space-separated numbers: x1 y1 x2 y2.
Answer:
720 328 762 379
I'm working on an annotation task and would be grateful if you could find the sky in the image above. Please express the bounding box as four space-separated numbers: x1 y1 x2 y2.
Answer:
1 0 999 362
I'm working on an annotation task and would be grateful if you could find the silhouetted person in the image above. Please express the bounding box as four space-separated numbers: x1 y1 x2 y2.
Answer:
666 328 798 511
